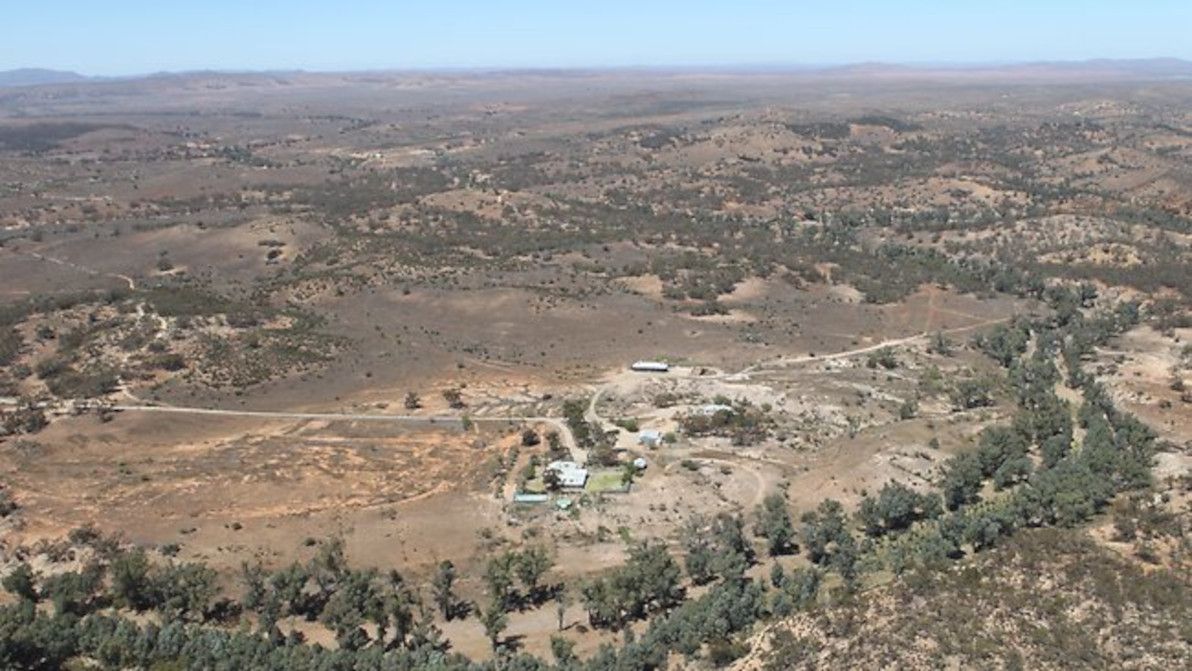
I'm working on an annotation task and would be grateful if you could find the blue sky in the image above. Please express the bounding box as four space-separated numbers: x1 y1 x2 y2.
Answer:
4 1 1191 76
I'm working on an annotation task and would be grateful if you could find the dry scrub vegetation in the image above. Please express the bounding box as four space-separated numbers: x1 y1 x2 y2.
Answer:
0 68 1189 670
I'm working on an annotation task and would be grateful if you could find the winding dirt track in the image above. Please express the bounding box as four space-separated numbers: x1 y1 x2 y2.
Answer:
106 404 580 455
12 249 138 290
722 316 1010 379
585 316 1011 427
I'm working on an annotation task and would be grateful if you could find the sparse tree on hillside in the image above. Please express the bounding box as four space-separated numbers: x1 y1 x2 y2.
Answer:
782 566 822 611
154 562 218 623
898 397 920 420
682 515 716 584
2 562 38 603
110 547 154 611
515 545 554 603
42 563 105 617
484 552 517 611
442 388 465 409
555 587 570 631
431 560 457 620
551 635 577 665
404 392 421 410
756 493 796 556
240 562 268 613
480 599 508 651
856 481 942 537
800 499 853 567
951 378 996 410
319 569 381 650
941 452 984 510
928 331 954 356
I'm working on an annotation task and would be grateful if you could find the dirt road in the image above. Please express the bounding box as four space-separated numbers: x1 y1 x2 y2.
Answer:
12 249 138 291
106 403 580 454
724 316 1010 378
584 316 1012 428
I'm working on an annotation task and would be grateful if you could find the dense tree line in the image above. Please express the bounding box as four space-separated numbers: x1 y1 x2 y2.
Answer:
580 541 683 629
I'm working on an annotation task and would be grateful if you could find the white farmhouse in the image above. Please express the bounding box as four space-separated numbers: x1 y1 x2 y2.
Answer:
546 460 589 488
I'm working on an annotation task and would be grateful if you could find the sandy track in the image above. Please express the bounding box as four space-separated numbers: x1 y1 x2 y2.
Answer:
585 316 1012 427
11 249 138 291
106 404 579 455
726 316 1010 378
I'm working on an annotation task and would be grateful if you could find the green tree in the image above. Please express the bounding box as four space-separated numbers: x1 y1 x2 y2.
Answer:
479 599 508 651
430 560 457 620
682 515 715 585
975 321 1030 368
856 481 942 537
320 569 383 650
866 347 899 370
928 331 954 356
154 562 217 622
550 635 577 666
755 492 796 556
110 548 154 611
709 513 753 581
515 545 554 603
442 388 465 409
41 564 104 616
381 570 418 648
543 468 563 492
484 552 517 611
898 396 920 420
239 562 268 612
581 540 682 628
975 427 1029 478
800 499 851 565
951 378 996 410
780 567 821 612
311 538 349 595
941 452 984 510
1 562 38 603
268 562 310 617
1040 433 1072 469
620 462 638 487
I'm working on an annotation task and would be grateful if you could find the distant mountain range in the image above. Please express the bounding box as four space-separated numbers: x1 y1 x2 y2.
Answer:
816 57 1192 79
2 59 1191 88
0 68 92 87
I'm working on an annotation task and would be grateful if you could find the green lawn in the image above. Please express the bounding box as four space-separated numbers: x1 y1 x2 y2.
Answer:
585 469 629 493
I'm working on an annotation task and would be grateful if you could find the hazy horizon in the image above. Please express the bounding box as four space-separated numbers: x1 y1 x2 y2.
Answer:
5 1 1192 77
8 56 1192 81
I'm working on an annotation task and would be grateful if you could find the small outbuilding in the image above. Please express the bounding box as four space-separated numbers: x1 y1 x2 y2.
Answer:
638 429 663 447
